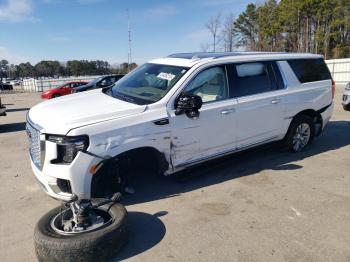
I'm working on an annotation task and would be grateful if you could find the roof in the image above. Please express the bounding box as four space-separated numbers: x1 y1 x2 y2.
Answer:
149 51 324 68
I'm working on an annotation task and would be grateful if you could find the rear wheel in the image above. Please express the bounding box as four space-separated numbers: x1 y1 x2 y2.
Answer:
34 201 128 262
284 115 315 152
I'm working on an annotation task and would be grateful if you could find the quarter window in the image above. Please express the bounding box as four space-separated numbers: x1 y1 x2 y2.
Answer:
287 59 331 83
230 62 277 97
184 66 228 103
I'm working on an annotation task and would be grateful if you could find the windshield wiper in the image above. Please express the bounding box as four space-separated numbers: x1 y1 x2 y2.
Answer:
114 92 136 103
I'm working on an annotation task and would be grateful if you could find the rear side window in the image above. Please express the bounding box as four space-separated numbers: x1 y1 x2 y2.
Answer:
287 59 331 83
228 61 281 98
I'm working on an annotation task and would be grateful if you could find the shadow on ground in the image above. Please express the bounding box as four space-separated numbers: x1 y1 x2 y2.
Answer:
111 211 166 261
0 122 26 133
108 120 349 260
122 120 350 206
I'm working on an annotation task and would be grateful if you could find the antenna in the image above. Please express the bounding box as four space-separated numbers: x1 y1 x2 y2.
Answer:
127 9 132 72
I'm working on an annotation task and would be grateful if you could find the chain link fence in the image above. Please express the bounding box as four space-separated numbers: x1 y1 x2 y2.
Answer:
20 75 103 92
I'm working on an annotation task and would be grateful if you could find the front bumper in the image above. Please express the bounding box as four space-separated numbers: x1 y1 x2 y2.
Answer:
342 90 350 110
30 143 100 201
41 93 50 99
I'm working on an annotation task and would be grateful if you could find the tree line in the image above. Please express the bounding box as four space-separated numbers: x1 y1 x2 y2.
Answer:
204 0 350 59
0 59 137 80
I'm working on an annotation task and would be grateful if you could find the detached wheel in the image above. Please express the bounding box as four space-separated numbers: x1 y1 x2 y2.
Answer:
34 202 128 262
285 115 315 152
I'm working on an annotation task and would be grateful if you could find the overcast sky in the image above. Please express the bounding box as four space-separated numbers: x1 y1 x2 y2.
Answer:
0 0 250 65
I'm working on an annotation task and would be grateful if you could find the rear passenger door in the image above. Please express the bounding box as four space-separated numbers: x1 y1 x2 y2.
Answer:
227 61 285 148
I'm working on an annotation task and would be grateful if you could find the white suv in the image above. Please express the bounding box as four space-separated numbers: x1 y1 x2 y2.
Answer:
27 52 334 201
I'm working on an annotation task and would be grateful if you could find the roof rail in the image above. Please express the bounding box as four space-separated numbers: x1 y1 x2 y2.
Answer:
167 51 286 60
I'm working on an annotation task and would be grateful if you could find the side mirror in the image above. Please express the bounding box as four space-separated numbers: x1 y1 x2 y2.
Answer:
175 93 202 118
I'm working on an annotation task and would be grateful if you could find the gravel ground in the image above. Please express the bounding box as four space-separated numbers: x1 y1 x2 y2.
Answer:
0 86 349 262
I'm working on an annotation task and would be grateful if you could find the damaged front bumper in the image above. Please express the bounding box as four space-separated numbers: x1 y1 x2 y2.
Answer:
30 149 100 201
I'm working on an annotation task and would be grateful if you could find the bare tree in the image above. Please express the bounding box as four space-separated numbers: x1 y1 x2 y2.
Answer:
205 12 222 52
221 13 236 52
200 43 211 52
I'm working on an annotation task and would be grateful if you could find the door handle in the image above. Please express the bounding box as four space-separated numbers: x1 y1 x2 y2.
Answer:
221 109 235 115
271 98 281 104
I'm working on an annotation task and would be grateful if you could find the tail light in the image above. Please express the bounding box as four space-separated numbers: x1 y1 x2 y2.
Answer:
332 79 335 99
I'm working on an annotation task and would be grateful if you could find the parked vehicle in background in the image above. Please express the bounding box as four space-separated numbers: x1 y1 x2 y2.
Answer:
41 81 88 99
74 74 124 93
0 97 6 116
0 82 13 91
8 79 21 86
342 82 350 111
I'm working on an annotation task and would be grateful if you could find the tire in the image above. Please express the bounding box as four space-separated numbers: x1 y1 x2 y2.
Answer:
52 94 61 98
34 202 128 262
284 115 315 152
343 104 350 111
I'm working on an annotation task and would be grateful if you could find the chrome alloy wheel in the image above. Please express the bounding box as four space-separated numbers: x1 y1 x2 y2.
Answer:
292 123 311 152
51 208 112 235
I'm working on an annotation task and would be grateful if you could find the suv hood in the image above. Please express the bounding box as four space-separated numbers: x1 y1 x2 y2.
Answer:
28 89 147 134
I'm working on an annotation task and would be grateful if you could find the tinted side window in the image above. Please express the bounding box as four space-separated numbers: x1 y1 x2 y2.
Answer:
229 62 277 98
287 58 331 83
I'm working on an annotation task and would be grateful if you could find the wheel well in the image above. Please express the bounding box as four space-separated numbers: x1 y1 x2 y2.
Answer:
293 109 323 136
91 147 168 198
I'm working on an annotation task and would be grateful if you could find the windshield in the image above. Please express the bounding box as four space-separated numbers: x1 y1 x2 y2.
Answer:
108 63 189 104
88 77 103 85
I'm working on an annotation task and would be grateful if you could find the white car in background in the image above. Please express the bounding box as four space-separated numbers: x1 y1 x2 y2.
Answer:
342 82 350 111
27 52 334 260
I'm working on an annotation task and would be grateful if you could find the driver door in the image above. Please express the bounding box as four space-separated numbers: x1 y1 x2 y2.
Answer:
169 65 238 167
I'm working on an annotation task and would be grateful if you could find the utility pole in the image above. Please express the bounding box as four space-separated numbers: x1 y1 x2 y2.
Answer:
127 9 132 73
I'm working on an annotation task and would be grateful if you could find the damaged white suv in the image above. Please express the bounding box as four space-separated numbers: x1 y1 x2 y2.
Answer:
28 52 334 259
27 52 334 201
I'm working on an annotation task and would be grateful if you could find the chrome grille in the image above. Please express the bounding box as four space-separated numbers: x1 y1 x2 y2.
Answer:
26 121 44 169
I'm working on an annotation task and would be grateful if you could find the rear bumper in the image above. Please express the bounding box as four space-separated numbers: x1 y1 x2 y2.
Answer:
320 102 333 131
41 93 50 99
0 106 6 116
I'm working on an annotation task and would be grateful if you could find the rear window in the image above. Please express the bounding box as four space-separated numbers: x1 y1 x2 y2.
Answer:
287 58 331 83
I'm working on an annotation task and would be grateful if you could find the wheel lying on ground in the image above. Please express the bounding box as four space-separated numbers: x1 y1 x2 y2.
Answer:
34 201 128 262
284 115 315 152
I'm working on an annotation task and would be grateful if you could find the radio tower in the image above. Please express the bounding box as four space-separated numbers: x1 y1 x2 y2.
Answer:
127 9 132 72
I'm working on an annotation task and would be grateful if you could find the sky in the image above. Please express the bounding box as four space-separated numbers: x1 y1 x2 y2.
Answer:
0 0 251 65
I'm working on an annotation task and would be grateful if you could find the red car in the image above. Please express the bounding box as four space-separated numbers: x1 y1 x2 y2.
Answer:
41 81 88 99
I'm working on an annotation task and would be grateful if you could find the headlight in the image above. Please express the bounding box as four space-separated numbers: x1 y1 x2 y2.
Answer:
346 82 350 90
47 135 89 163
